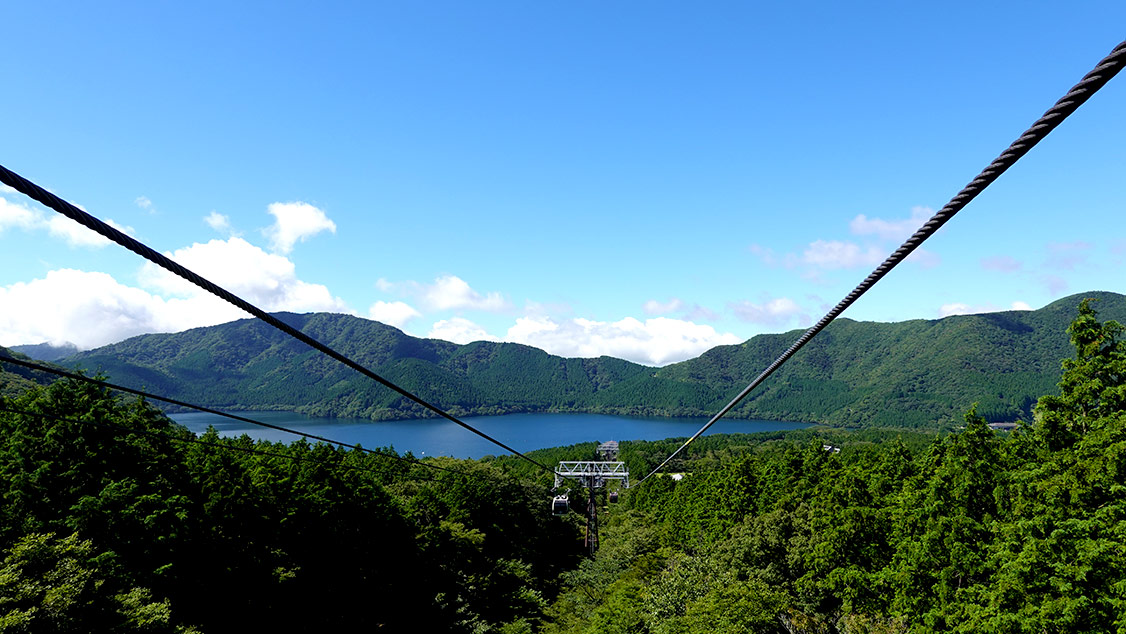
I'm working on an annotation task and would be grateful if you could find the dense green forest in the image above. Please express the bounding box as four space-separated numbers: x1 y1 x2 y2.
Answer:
532 299 1126 632
2 299 1126 632
0 347 55 399
50 291 1126 429
0 374 585 632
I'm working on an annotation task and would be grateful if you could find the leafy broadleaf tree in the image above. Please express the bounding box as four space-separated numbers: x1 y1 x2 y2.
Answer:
0 532 195 633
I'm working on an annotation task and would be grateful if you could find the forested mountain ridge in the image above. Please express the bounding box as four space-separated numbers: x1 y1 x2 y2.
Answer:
57 291 1126 428
666 291 1126 427
0 346 59 398
9 341 79 361
62 312 649 420
540 298 1126 632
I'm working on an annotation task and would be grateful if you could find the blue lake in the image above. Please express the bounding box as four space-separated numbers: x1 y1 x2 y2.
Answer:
170 411 812 459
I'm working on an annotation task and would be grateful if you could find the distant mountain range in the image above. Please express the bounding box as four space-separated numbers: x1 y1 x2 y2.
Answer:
10 341 79 362
0 347 60 399
6 291 1123 429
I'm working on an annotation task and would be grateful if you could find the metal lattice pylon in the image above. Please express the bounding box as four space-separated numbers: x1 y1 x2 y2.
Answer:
555 457 629 555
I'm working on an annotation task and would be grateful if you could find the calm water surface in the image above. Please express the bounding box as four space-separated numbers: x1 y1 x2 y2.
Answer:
170 411 811 459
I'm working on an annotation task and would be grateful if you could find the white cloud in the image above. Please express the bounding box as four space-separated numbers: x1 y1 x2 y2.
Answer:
138 237 350 313
205 211 233 234
0 229 358 349
263 202 336 254
0 197 41 233
504 315 741 366
753 207 939 277
369 301 421 329
425 275 510 312
135 196 154 213
0 194 129 248
850 206 933 242
802 240 883 270
428 317 500 345
643 298 684 315
1 237 354 349
379 275 511 313
729 297 806 326
0 269 240 349
106 219 136 237
45 214 113 247
938 303 973 317
938 301 1034 318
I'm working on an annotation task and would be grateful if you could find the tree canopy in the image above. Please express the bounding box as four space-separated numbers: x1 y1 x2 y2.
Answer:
542 299 1126 633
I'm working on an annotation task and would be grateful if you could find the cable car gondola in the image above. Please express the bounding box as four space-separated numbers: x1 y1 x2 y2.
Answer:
552 494 569 516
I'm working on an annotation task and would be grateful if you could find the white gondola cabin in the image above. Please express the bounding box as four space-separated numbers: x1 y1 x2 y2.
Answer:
552 494 569 516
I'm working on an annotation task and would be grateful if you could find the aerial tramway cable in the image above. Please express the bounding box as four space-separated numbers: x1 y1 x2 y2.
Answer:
637 39 1126 486
0 403 417 479
0 166 563 480
0 354 575 498
0 352 469 476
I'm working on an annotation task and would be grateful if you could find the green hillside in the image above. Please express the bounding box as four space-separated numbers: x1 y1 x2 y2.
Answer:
61 291 1126 428
539 298 1126 632
65 313 650 420
0 346 58 399
651 291 1126 427
9 341 80 361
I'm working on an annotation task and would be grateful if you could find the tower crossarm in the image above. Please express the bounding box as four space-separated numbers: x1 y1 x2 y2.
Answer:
554 461 629 489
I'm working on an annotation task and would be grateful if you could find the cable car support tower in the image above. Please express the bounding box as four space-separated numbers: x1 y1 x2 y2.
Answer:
554 441 629 555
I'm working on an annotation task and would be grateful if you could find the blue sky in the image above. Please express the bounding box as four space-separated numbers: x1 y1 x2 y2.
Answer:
1 2 1124 365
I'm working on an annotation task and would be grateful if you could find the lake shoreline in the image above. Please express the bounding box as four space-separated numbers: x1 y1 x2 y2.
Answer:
161 403 819 425
170 410 814 459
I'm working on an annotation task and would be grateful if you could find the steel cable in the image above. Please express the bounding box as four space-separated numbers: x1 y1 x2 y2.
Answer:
637 39 1126 486
0 403 422 479
0 167 559 477
0 352 470 476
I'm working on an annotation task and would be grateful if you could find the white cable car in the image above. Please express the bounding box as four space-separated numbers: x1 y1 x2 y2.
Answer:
551 494 569 516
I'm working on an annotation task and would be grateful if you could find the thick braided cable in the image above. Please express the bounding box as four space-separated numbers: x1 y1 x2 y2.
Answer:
0 352 468 475
2 354 566 491
638 39 1126 485
0 404 420 479
0 168 558 476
